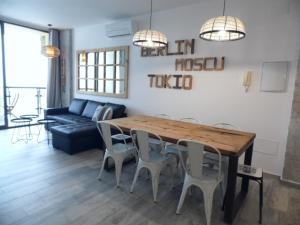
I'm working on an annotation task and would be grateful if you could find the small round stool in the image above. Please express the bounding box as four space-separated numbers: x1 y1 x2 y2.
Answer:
20 114 39 137
11 118 32 143
37 119 56 145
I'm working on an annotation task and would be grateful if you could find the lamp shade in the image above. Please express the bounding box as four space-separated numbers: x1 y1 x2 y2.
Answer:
41 45 60 58
199 16 246 41
132 29 167 48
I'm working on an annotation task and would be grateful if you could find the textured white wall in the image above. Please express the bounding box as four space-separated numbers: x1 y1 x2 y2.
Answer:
73 0 300 176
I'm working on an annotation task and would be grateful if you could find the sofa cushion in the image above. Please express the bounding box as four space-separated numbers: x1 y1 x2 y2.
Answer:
68 99 87 115
51 123 98 139
47 114 92 125
81 101 104 118
105 102 126 119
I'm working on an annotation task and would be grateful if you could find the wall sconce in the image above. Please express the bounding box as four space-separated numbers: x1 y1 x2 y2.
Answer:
243 71 252 92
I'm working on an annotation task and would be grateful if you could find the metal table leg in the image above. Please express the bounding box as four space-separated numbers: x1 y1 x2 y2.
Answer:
224 156 239 223
224 143 254 224
241 143 253 192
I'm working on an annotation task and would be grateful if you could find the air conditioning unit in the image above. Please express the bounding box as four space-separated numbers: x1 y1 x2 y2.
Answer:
105 20 136 37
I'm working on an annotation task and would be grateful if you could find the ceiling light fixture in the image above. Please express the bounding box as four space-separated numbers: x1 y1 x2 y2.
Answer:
199 0 246 41
41 24 61 58
132 0 167 48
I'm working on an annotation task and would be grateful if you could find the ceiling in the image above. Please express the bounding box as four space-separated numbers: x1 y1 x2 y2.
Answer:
0 0 200 29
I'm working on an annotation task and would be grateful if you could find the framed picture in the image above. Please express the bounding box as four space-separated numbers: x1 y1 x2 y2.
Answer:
260 61 288 92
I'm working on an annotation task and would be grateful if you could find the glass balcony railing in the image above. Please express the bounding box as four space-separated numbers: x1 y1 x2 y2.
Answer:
6 86 47 127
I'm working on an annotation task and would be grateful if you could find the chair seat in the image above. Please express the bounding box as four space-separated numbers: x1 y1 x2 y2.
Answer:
146 149 169 163
204 152 228 163
111 133 131 141
113 142 135 151
238 164 263 179
164 143 188 155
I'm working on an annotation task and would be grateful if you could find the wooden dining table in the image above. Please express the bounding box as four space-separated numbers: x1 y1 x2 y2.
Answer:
110 115 256 224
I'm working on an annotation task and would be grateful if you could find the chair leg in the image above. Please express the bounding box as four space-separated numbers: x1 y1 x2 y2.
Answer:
219 181 225 208
203 189 214 225
114 157 124 188
176 182 190 214
97 152 108 180
130 162 142 193
167 162 175 189
151 172 160 202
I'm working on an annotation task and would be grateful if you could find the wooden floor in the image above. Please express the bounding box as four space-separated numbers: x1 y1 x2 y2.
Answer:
0 129 299 225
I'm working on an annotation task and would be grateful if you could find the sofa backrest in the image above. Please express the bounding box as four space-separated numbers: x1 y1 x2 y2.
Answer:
81 101 105 118
68 99 87 115
105 102 126 119
69 98 126 119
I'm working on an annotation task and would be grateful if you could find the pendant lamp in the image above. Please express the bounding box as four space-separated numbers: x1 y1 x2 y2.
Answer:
132 0 167 48
42 24 61 58
199 0 246 41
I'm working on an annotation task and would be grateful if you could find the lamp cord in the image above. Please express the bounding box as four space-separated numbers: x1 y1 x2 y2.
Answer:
222 0 226 16
150 0 152 29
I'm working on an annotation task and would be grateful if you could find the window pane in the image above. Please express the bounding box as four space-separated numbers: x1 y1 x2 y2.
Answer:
79 66 86 78
79 53 86 65
97 80 104 93
87 52 95 65
87 79 94 91
116 50 125 65
98 66 104 79
116 66 125 79
115 81 125 94
105 80 114 93
97 52 104 65
78 79 86 90
87 66 95 79
106 51 114 64
106 66 114 79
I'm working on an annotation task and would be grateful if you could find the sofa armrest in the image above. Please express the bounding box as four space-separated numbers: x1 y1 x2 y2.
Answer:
44 107 69 117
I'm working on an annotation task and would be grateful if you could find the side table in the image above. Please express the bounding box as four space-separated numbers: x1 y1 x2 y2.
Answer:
37 119 56 145
20 114 39 137
11 118 32 143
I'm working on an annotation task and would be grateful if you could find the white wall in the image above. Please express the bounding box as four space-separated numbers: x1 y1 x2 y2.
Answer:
73 0 300 176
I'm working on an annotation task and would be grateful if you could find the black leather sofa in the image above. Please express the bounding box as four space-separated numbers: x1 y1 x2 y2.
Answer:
44 98 126 155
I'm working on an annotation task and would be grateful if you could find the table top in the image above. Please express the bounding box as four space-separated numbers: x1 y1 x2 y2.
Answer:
37 119 56 124
110 115 256 157
11 118 32 123
20 114 39 119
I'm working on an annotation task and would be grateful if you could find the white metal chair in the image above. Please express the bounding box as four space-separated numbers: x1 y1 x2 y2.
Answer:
164 117 202 174
96 121 137 187
130 129 174 202
204 123 240 198
148 114 172 151
176 139 224 225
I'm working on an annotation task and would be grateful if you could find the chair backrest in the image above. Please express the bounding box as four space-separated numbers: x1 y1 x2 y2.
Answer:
177 139 222 180
130 129 164 162
97 121 127 153
180 117 201 124
102 107 113 120
154 114 171 119
213 122 240 130
7 93 19 109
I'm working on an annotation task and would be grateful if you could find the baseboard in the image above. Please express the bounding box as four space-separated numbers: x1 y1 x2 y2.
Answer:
280 177 300 188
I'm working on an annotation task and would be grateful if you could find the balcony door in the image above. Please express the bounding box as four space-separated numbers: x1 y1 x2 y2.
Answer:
3 23 48 127
0 22 7 128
